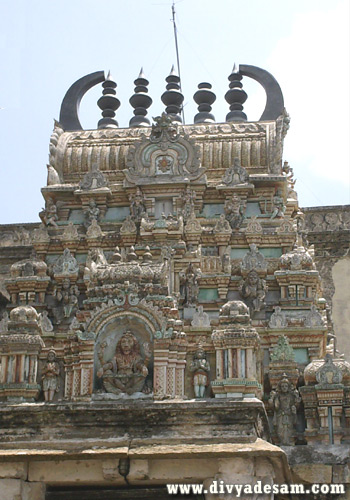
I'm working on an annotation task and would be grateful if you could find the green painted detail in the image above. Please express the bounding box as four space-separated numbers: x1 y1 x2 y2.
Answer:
230 248 249 259
294 348 309 364
103 207 130 222
271 335 295 362
246 202 262 217
75 253 87 264
230 247 282 259
68 209 85 223
198 288 219 301
260 247 283 258
45 254 61 264
200 203 224 218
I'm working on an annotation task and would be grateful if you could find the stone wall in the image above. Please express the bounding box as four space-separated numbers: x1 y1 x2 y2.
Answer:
303 205 350 360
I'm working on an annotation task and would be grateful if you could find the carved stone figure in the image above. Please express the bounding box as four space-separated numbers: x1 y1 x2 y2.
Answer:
84 199 100 228
14 226 32 245
269 376 300 445
224 194 245 229
221 157 249 186
61 221 79 241
190 347 210 398
140 213 153 232
80 162 108 190
53 248 79 276
97 331 150 396
41 350 60 402
86 219 103 239
316 354 343 385
191 305 211 327
240 270 267 312
181 186 196 220
304 304 324 327
120 215 137 234
129 188 146 222
270 335 295 362
269 307 287 329
179 263 201 307
214 214 231 233
32 224 50 243
40 198 58 227
241 243 267 273
39 311 54 332
270 188 286 219
125 113 203 184
54 278 80 321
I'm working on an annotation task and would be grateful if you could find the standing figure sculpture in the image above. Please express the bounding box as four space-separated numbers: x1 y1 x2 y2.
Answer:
190 347 210 398
240 270 267 312
42 350 60 402
224 194 246 229
84 199 100 228
130 188 146 222
98 331 150 396
269 376 300 445
40 198 58 227
179 263 201 307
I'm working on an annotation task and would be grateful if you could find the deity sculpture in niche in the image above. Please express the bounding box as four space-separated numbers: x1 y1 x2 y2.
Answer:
84 199 100 228
240 270 267 312
270 188 286 219
190 347 210 398
224 194 246 229
129 188 146 222
181 186 196 220
179 263 201 307
53 278 80 322
269 375 300 445
97 331 150 396
41 350 60 402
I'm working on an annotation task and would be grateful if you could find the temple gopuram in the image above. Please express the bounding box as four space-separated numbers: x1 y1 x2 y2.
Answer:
0 65 349 500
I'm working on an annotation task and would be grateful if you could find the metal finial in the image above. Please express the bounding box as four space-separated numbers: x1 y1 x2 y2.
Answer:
225 67 247 122
161 67 184 124
193 82 216 124
129 68 152 127
97 73 120 128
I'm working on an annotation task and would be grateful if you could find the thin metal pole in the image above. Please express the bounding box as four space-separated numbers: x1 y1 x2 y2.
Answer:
171 1 185 124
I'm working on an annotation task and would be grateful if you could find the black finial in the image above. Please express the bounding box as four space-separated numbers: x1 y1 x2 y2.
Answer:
129 68 153 127
193 82 216 123
225 64 247 122
97 71 120 128
161 65 184 124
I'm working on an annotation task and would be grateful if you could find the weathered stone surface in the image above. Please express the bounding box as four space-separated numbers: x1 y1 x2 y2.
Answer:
292 464 332 484
22 481 46 500
0 478 22 500
0 462 27 480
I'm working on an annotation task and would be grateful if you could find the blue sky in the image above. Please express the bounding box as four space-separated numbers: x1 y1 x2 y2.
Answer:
0 0 349 224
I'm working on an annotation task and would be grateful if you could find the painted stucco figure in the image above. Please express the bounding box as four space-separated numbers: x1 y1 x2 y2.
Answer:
190 347 210 398
42 350 60 402
97 331 150 395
